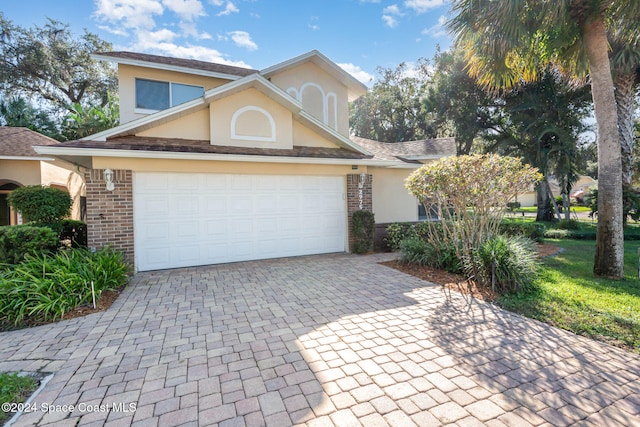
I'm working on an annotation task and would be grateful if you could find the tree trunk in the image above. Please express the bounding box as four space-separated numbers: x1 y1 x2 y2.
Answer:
535 182 554 222
583 16 624 278
614 71 637 189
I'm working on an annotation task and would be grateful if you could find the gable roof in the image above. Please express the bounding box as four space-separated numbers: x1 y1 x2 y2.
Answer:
86 73 371 156
0 127 58 159
261 50 368 101
93 51 258 80
350 136 456 162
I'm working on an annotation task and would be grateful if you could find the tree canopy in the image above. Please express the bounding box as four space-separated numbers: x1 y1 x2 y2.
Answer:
0 14 117 113
449 0 640 278
350 60 436 143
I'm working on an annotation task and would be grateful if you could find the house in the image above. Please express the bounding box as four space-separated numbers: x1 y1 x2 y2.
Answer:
517 175 597 207
36 50 455 271
0 127 84 225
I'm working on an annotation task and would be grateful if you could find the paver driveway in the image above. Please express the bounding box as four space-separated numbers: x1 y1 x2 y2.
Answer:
1 253 639 426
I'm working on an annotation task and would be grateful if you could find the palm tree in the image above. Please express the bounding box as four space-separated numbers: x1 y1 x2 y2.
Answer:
449 0 640 278
610 26 640 189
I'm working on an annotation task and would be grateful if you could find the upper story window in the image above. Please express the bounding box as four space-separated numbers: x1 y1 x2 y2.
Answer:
135 78 204 112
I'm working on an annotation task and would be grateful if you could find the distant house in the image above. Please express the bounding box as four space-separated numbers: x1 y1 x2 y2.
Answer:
0 127 84 226
517 175 597 207
36 50 455 271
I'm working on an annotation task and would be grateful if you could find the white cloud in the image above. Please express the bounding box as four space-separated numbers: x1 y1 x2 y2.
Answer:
143 28 178 43
208 0 223 5
228 31 258 51
383 4 402 15
382 15 399 28
162 0 205 21
180 21 212 39
404 0 445 14
338 63 374 84
216 1 239 16
421 15 448 37
382 4 403 28
94 0 164 30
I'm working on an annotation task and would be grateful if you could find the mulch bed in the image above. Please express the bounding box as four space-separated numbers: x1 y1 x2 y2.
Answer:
380 243 561 302
59 288 123 321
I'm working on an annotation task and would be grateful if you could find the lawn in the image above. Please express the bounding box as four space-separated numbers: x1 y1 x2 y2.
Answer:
0 372 38 424
498 239 640 352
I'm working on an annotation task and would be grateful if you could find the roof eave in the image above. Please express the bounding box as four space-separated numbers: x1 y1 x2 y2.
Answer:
34 145 401 167
91 53 246 81
261 50 368 102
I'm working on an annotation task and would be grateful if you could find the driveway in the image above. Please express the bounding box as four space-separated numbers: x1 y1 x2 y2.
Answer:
1 253 638 426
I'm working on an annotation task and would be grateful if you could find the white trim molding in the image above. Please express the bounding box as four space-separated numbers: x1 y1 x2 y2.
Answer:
230 106 277 142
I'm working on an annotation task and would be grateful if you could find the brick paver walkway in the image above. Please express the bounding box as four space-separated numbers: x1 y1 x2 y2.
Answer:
1 253 638 426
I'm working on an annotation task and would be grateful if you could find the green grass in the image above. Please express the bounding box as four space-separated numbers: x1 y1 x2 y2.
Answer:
516 206 592 213
498 240 640 352
0 372 38 423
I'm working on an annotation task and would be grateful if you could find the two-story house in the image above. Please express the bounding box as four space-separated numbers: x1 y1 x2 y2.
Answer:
36 50 454 271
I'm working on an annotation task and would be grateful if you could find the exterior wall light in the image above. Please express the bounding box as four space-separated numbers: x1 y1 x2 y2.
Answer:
104 169 115 191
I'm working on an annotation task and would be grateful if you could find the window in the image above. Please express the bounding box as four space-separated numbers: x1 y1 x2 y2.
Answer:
135 79 204 112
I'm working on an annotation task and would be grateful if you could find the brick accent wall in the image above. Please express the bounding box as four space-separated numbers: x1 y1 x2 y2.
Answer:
84 169 134 262
346 173 373 251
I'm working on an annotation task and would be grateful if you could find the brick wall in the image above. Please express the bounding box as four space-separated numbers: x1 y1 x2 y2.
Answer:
84 169 134 262
346 173 373 251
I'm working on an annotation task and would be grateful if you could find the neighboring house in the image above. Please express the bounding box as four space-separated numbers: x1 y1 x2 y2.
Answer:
0 127 84 226
517 175 597 207
36 50 455 271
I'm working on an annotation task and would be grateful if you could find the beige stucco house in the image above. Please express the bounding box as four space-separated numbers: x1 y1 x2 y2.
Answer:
36 50 455 271
0 127 84 225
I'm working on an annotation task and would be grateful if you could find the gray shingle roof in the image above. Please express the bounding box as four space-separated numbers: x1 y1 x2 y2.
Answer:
350 136 456 162
0 127 59 157
58 136 370 160
95 51 258 78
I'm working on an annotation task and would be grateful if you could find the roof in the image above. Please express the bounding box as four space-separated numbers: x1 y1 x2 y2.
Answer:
350 136 456 162
0 127 59 158
85 73 371 156
60 136 369 160
261 50 368 102
93 51 258 80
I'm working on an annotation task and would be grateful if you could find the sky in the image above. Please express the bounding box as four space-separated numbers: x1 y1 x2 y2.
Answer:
0 0 453 84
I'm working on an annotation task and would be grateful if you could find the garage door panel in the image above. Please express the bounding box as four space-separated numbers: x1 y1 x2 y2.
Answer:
135 173 346 271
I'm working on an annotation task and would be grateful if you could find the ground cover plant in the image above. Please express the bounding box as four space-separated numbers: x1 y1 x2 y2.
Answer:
0 372 38 424
0 248 129 328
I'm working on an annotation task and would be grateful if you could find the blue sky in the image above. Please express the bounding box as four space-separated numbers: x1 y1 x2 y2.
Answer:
2 0 453 84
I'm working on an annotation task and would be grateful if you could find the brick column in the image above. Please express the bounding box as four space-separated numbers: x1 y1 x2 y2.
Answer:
346 173 373 252
84 169 134 263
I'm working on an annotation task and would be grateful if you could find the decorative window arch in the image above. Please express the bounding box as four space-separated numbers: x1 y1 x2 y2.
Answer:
291 83 339 131
230 106 277 142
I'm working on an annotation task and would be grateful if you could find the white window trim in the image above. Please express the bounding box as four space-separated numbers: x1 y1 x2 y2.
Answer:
230 106 277 142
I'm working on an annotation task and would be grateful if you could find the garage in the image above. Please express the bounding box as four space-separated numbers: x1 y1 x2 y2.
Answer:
134 172 346 271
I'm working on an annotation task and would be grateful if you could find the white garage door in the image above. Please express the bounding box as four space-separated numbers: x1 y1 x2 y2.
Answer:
134 172 346 271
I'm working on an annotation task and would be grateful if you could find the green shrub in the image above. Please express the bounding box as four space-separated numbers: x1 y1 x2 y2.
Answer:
7 186 72 224
352 210 376 254
386 221 438 251
399 238 431 266
499 220 546 241
57 220 88 248
0 226 59 265
467 235 539 293
400 238 461 273
0 248 129 326
555 219 583 230
544 229 572 239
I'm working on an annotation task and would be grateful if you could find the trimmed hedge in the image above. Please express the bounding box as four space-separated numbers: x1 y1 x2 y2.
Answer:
0 226 59 265
7 186 71 224
352 210 375 254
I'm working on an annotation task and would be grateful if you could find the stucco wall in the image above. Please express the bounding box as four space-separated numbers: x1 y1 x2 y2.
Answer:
92 157 356 176
370 167 419 223
40 160 85 220
210 88 293 149
137 109 210 141
118 64 229 124
269 62 350 137
0 160 41 186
